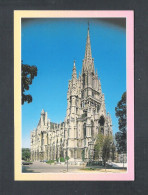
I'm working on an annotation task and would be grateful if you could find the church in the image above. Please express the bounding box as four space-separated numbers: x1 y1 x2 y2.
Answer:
30 25 113 163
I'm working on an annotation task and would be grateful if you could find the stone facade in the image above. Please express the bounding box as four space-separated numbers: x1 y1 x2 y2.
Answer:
30 26 113 163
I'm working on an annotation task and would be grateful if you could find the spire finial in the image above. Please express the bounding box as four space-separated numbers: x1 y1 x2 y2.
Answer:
73 59 76 69
88 21 89 30
41 109 45 114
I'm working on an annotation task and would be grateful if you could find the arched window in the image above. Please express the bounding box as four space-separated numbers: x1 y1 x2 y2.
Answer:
47 134 48 145
70 96 72 105
64 130 65 138
91 121 94 137
99 116 105 134
83 123 86 138
41 132 44 146
83 74 85 88
82 91 84 99
99 116 105 126
97 105 100 113
91 73 94 88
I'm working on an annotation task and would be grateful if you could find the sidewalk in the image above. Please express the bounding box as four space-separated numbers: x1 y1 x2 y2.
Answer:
109 162 127 168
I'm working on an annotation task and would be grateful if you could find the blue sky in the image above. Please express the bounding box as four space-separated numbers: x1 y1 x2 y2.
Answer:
21 18 126 148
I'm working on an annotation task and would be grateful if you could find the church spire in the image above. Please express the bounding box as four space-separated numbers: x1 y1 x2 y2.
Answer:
82 23 94 74
85 23 92 60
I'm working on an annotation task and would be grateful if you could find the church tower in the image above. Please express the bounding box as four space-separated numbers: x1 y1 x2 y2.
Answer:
31 24 113 163
64 24 113 162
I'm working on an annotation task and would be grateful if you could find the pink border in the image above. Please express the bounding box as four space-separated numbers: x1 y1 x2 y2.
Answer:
17 11 134 181
126 11 134 181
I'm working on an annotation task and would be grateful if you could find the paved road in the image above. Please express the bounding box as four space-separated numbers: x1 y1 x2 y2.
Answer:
22 162 83 173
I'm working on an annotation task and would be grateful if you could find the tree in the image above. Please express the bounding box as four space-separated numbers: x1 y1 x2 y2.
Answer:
94 128 113 168
81 149 85 162
115 92 126 153
21 61 37 105
94 127 104 161
115 92 126 166
22 148 31 161
111 142 116 162
102 135 113 168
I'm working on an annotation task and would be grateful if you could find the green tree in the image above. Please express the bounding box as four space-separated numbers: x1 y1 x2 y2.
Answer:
115 92 126 167
94 127 104 160
22 61 37 105
22 148 31 161
81 149 85 162
111 142 116 162
102 135 112 168
115 92 126 154
65 156 70 161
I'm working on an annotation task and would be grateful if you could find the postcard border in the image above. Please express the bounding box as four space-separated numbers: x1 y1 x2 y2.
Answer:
14 10 134 181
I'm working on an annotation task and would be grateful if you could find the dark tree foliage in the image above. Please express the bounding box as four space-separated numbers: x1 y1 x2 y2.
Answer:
115 92 126 154
111 142 116 162
81 149 85 162
22 61 37 105
22 148 31 161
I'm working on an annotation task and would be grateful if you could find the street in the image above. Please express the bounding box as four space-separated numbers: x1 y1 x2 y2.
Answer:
22 161 83 173
22 161 127 173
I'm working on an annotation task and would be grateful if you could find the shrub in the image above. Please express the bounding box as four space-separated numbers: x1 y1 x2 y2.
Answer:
65 156 70 161
22 148 31 161
46 160 55 164
60 157 65 162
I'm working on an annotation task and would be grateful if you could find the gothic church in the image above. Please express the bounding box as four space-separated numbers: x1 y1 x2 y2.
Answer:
30 25 113 163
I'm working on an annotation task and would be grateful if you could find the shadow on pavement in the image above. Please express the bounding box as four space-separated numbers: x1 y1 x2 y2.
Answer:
22 166 39 173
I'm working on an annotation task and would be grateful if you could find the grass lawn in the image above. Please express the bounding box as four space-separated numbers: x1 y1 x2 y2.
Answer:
80 167 127 173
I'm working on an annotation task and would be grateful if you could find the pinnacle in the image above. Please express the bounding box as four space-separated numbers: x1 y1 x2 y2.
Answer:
72 60 77 79
41 109 45 114
73 60 76 69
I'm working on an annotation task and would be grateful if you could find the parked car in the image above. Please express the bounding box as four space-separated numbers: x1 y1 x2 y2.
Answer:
43 160 48 163
40 160 48 163
22 161 33 165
